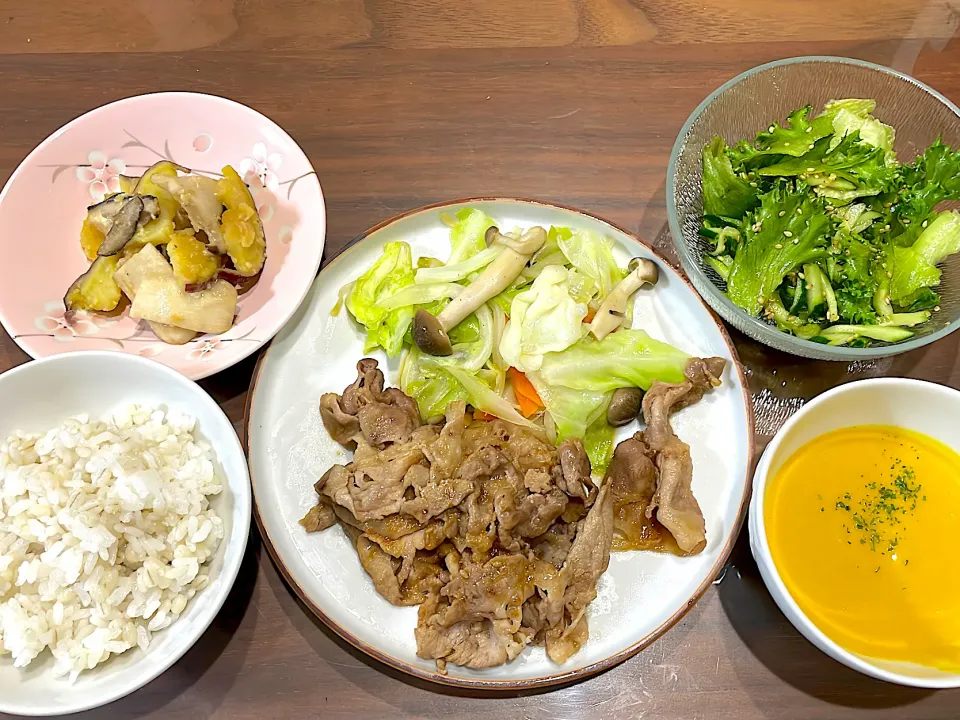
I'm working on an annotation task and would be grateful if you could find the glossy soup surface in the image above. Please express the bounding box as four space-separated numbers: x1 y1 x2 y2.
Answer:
765 425 960 671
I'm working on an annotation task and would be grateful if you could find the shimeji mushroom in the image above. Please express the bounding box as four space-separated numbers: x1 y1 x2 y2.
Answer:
86 194 161 257
588 257 659 341
413 225 547 355
606 387 645 426
96 196 143 256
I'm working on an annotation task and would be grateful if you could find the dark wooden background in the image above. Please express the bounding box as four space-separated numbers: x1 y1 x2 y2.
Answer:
2 1 960 717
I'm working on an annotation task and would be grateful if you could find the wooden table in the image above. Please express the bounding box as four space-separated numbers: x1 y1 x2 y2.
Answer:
2 1 960 717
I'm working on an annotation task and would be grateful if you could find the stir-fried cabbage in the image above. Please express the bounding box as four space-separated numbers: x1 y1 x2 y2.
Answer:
447 208 496 265
499 266 587 373
340 209 694 471
343 241 415 357
556 227 624 302
538 329 689 392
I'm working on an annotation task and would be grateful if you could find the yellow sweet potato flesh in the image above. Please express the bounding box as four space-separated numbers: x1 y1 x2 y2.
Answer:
217 165 266 276
65 256 121 312
167 231 221 286
80 218 105 261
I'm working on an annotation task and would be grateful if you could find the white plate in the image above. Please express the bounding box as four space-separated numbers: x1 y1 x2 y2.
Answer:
0 352 251 715
246 198 754 689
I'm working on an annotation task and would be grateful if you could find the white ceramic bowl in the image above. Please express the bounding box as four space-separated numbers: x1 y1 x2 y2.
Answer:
749 377 960 688
0 352 251 715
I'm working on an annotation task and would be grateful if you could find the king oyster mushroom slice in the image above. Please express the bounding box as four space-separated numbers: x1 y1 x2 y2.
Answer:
96 195 144 256
412 225 548 356
113 244 197 344
588 257 659 341
154 174 226 253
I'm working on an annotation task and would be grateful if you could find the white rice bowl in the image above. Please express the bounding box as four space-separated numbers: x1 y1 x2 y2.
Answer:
0 352 249 716
0 405 223 680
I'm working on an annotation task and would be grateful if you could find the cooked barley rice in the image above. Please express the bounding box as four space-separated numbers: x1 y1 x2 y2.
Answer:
0 405 223 681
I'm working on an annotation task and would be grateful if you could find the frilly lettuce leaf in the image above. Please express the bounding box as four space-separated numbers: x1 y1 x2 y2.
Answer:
830 229 878 325
756 132 895 201
891 211 960 303
895 140 960 225
726 183 831 315
823 98 895 158
701 137 760 218
753 105 836 158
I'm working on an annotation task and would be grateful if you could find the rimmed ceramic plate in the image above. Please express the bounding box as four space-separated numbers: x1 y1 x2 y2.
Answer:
246 198 755 689
0 92 325 380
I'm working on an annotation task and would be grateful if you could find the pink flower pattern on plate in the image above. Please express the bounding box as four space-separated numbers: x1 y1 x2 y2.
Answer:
138 344 166 358
238 142 283 192
34 302 113 341
193 134 213 153
187 339 222 361
75 151 125 202
257 200 274 222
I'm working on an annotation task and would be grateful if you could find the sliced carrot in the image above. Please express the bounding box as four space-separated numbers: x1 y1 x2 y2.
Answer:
508 367 544 418
584 308 596 323
516 392 542 418
473 410 496 421
508 367 542 403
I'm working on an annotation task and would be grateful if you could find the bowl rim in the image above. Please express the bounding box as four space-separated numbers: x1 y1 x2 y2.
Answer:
0 351 252 715
666 55 960 359
749 376 960 688
0 90 326 381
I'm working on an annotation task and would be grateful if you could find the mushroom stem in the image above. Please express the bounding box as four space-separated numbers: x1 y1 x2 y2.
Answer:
589 257 659 341
436 226 546 330
412 226 547 356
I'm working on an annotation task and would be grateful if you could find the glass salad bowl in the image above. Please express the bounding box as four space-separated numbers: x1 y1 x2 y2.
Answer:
667 56 960 361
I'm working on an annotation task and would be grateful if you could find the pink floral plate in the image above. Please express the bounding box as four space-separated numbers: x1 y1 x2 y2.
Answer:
0 92 325 380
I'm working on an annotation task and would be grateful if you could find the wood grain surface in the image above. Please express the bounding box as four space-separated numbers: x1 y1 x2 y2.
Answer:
3 1 960 717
